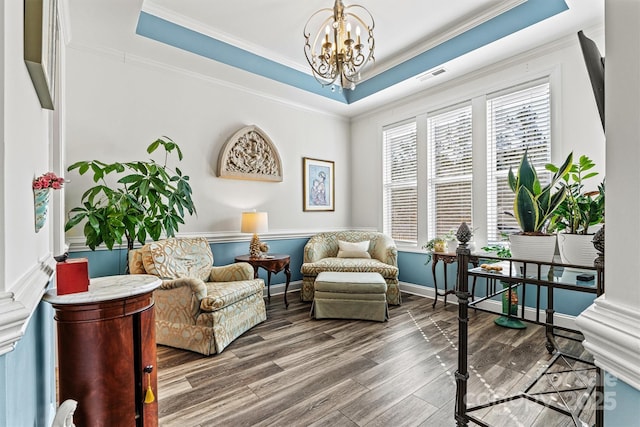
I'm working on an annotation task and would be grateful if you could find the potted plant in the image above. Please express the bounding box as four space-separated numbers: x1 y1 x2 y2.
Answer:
423 237 446 264
507 149 573 273
64 136 197 256
442 229 458 253
545 154 604 268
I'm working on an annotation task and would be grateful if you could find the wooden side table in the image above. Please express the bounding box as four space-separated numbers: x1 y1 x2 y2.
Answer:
431 252 479 308
43 274 162 426
235 254 292 308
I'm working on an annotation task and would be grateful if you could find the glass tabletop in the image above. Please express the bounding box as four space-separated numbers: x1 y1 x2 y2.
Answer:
468 260 598 289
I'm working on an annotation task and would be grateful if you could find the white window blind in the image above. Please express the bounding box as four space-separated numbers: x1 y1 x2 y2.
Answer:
427 105 473 239
486 81 551 242
383 120 417 244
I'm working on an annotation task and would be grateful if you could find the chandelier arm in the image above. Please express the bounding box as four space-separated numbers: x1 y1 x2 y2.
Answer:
303 1 375 91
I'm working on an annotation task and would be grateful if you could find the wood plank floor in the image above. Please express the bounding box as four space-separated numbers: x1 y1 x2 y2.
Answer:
156 292 596 427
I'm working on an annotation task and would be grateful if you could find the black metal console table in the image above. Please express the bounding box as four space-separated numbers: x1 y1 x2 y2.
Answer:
453 249 604 427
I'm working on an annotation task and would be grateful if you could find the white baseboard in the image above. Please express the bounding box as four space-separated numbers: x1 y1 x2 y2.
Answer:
264 280 302 298
399 281 576 330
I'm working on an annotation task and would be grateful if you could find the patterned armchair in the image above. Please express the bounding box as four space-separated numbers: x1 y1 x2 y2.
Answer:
300 231 400 305
129 237 266 355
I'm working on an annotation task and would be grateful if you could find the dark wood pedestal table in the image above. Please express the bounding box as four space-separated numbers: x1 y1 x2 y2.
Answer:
235 254 291 308
431 252 479 308
43 274 162 427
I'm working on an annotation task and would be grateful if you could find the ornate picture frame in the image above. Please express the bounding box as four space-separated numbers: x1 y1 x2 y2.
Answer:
303 157 334 212
24 0 58 110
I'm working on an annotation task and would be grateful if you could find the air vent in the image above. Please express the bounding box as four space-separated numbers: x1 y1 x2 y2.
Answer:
416 68 447 82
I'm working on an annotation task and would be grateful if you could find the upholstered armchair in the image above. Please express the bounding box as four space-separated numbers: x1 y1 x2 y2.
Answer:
129 237 266 355
300 231 400 305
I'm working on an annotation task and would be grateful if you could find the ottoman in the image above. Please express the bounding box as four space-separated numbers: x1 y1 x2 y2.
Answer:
310 272 389 322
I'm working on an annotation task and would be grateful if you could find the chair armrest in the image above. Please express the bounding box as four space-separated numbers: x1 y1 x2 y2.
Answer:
371 235 398 267
209 262 255 282
304 239 333 263
154 277 207 325
158 277 208 299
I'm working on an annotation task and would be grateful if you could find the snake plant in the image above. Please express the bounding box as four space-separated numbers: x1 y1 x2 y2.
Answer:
508 149 573 234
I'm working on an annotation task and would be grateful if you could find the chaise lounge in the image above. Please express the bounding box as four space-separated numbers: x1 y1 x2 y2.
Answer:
129 237 267 355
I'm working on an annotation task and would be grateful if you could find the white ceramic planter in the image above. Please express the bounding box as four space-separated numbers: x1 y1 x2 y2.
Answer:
509 234 557 277
557 233 599 269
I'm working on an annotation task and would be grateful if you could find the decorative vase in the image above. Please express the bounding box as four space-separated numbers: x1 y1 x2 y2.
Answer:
494 281 526 329
557 232 599 270
509 234 557 278
434 240 446 253
446 240 457 253
34 188 51 233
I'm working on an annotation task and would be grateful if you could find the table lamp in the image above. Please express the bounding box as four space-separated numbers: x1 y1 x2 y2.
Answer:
241 211 268 258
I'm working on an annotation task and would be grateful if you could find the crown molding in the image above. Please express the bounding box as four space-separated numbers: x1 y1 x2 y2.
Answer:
375 0 526 77
576 296 640 390
0 256 55 356
63 42 349 122
141 1 308 74
353 28 586 122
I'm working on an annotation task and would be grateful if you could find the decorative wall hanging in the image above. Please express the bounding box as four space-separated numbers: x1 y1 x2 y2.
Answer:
303 157 334 211
217 125 283 182
24 0 59 110
33 172 64 233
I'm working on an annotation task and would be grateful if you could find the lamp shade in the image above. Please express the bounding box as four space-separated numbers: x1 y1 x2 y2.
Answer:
241 211 268 234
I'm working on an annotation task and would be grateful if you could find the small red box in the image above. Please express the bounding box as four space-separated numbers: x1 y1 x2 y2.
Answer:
56 258 89 295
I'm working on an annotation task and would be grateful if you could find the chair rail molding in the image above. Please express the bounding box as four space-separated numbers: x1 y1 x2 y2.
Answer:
66 227 378 252
576 296 640 390
0 256 56 355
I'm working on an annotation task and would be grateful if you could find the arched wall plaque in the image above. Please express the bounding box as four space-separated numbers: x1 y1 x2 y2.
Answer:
217 125 283 182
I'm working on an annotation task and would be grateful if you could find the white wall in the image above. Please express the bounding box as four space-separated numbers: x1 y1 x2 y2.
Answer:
1 1 60 424
350 32 606 248
63 47 351 242
576 0 640 396
3 0 58 291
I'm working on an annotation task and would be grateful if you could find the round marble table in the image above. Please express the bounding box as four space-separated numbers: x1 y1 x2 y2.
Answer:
43 274 162 426
43 273 161 304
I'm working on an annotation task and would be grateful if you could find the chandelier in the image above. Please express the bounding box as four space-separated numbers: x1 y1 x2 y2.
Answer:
303 0 375 91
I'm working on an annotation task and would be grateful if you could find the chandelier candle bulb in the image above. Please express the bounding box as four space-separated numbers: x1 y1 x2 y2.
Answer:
304 0 375 90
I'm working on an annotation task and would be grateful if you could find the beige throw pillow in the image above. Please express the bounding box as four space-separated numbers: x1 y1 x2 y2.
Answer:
337 240 371 258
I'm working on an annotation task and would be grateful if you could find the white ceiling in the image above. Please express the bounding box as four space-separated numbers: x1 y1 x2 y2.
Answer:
62 0 604 117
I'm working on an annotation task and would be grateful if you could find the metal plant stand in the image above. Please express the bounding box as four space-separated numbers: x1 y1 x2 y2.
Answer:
453 223 604 427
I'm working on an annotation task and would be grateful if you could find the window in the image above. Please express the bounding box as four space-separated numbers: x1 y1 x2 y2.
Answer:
383 120 417 244
427 105 473 239
486 81 551 242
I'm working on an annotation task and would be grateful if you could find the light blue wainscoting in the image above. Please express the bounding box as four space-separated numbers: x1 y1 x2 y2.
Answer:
68 237 309 285
604 373 640 426
397 251 597 317
398 251 439 288
0 300 56 426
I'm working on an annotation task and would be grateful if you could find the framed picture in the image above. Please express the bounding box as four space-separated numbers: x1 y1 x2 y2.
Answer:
24 0 59 110
303 157 334 211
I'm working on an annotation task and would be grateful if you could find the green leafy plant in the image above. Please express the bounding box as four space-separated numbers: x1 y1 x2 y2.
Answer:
507 149 573 234
64 136 197 251
422 237 445 264
481 244 512 259
545 155 604 234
